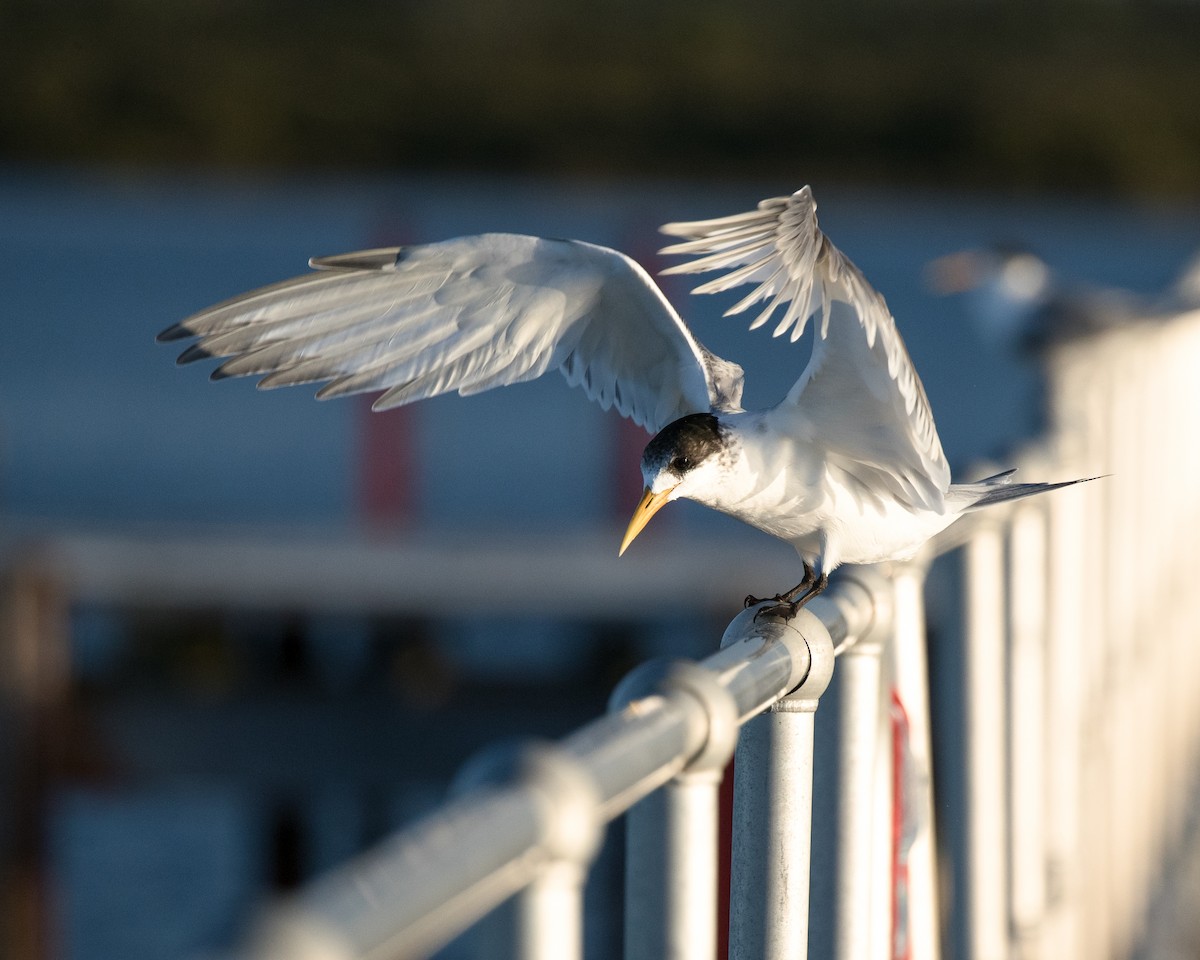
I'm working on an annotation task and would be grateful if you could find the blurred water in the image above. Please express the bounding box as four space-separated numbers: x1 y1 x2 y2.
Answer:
50 787 258 959
3 169 1198 534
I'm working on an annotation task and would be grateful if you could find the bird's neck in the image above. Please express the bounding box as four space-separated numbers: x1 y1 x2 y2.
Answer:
687 413 822 526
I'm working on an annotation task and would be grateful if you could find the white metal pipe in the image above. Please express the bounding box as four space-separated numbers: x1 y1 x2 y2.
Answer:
516 862 586 960
963 522 1009 960
1008 505 1048 960
835 630 886 960
621 661 740 960
729 710 815 960
1042 466 1086 960
1078 370 1111 960
625 777 725 960
663 775 722 960
244 781 569 960
728 614 837 960
870 679 894 960
888 563 940 960
1103 349 1136 960
242 575 890 960
1111 345 1134 956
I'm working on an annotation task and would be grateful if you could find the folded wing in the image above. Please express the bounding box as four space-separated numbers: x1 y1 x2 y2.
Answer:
161 234 744 433
660 187 949 511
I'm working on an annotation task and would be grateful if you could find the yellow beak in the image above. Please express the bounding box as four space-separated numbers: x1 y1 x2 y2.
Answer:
619 486 675 556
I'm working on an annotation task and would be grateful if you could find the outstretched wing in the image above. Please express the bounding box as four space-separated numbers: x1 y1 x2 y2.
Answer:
160 234 744 434
660 186 949 511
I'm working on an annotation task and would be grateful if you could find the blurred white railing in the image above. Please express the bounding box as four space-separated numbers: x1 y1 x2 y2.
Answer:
957 307 1200 960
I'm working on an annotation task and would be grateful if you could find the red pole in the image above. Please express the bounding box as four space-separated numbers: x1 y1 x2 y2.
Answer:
357 398 416 531
356 216 418 532
891 690 912 960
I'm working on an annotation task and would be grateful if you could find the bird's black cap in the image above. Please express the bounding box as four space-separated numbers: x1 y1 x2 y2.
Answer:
642 413 725 474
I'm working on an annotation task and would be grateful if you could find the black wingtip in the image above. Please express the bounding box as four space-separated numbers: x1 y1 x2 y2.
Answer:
156 323 194 343
176 343 214 366
309 247 403 271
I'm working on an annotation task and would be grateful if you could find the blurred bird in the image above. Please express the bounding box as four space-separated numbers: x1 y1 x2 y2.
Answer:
924 243 1150 350
161 187 1086 616
1164 250 1200 311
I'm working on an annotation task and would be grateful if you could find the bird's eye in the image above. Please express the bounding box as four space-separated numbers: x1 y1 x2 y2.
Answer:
670 456 692 473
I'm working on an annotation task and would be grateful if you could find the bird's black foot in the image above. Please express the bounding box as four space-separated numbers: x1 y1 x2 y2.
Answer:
745 561 816 609
752 600 803 622
748 570 829 622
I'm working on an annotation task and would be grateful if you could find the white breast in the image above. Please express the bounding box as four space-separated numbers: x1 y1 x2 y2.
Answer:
683 413 960 573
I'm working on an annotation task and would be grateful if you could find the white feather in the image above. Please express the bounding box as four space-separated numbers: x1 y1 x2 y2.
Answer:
165 186 1040 583
164 234 746 433
659 186 949 512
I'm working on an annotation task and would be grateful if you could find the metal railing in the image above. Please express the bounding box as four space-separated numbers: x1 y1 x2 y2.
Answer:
230 306 1200 960
955 308 1200 960
8 311 1198 959
240 566 940 960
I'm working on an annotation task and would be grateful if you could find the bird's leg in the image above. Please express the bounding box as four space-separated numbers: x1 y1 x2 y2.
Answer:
751 571 829 622
744 562 816 608
779 562 818 603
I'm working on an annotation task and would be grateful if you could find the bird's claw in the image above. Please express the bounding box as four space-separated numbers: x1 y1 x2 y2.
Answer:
744 592 783 609
746 568 826 620
751 600 803 623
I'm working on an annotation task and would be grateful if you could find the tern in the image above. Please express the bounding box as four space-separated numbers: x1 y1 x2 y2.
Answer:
927 243 1200 349
160 186 1086 616
926 243 1144 349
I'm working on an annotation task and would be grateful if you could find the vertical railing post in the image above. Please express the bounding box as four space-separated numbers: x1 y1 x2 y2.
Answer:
1082 354 1114 960
1042 456 1087 960
835 608 888 960
516 861 588 960
455 744 603 960
1007 503 1048 960
618 662 739 960
1102 338 1137 958
888 561 940 960
727 608 837 960
963 520 1009 960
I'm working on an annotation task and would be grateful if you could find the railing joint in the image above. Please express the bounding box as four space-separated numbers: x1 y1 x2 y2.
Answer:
610 658 740 778
454 740 605 869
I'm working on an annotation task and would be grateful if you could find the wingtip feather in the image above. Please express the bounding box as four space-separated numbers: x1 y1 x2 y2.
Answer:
157 323 195 343
309 248 403 271
176 343 213 365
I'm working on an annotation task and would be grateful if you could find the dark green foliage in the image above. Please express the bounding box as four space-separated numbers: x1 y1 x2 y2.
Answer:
4 0 1199 197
